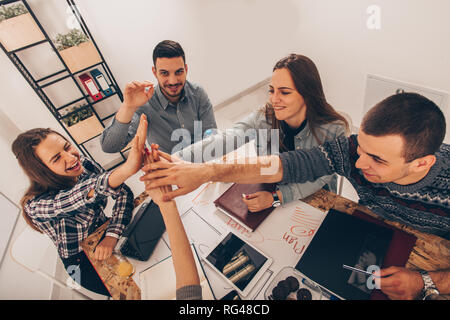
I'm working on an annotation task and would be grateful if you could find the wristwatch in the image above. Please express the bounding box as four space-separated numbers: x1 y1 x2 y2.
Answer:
271 191 281 208
419 270 439 300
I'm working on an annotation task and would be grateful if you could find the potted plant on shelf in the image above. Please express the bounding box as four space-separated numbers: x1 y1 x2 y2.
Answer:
55 28 102 73
61 104 104 144
0 2 45 51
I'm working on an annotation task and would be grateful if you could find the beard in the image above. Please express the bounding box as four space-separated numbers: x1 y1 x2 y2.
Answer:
161 82 184 98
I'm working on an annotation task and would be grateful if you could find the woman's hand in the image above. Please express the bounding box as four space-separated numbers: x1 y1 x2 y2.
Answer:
94 236 118 261
143 144 174 205
108 114 147 189
146 183 174 206
123 114 148 175
157 149 188 165
242 191 274 212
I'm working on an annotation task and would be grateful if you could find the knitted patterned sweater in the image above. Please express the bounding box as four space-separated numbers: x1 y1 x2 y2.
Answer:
280 135 449 240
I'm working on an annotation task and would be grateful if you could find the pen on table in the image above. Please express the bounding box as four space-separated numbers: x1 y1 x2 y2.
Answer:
302 278 340 300
342 264 381 278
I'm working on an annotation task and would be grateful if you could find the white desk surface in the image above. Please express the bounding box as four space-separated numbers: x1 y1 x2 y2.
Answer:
119 142 328 300
124 171 328 300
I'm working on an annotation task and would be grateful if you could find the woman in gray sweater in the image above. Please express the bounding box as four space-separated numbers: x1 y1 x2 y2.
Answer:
177 54 349 211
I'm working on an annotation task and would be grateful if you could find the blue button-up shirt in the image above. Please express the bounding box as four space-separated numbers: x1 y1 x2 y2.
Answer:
101 81 217 153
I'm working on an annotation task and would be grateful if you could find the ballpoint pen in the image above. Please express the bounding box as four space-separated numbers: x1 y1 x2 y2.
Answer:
342 264 380 277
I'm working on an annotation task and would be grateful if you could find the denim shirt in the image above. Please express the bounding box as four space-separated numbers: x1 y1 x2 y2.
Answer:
101 81 217 154
176 109 347 204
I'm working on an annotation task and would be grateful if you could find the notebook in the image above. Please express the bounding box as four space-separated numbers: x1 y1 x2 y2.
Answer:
295 209 394 300
139 244 215 300
213 183 277 232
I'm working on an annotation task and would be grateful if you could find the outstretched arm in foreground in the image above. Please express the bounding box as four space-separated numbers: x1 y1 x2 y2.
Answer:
140 150 283 201
144 147 201 298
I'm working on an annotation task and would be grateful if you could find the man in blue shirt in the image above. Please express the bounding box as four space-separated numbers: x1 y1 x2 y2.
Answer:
101 40 217 154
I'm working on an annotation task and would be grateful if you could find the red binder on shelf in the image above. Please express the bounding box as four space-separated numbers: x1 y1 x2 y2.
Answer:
79 73 103 101
213 183 277 232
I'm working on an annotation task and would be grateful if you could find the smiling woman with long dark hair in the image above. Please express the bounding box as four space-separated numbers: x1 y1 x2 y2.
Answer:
264 54 349 150
12 115 148 296
178 54 349 211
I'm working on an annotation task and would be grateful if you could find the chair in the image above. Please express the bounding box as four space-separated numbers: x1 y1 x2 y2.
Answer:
10 225 92 300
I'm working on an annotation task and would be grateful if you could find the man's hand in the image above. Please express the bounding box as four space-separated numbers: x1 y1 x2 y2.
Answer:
115 81 154 124
94 236 118 261
140 158 210 201
123 81 154 110
157 149 187 165
378 266 424 300
242 191 274 212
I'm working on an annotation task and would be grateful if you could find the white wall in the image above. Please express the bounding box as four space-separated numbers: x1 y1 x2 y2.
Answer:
292 0 450 142
74 0 301 104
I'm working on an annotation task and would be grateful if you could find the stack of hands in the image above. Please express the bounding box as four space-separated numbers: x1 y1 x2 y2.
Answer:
139 148 277 212
141 143 175 206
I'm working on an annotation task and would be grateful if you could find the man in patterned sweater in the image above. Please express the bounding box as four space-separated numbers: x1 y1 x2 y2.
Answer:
141 92 449 299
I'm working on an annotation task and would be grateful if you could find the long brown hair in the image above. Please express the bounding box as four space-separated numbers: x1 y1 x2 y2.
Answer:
11 128 77 233
264 54 349 151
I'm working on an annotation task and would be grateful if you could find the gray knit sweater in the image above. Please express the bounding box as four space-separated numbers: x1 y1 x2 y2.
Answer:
176 110 347 203
280 135 450 239
176 285 202 300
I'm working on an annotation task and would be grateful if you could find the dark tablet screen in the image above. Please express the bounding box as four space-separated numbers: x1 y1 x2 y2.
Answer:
295 209 393 300
206 232 268 291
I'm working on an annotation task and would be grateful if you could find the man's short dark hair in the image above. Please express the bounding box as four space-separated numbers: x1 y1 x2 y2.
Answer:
361 92 446 162
152 40 185 66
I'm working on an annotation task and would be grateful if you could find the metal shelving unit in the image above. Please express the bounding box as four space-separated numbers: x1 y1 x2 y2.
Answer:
0 0 127 169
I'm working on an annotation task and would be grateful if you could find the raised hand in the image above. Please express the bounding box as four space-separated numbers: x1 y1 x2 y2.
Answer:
107 114 148 189
123 81 155 110
140 153 208 201
157 149 187 165
123 114 148 175
143 144 174 204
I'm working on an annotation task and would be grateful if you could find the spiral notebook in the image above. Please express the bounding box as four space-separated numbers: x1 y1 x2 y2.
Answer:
213 183 277 232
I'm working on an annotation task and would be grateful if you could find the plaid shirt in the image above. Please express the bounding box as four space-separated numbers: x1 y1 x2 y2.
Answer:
24 156 134 259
